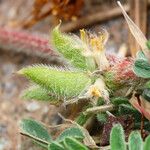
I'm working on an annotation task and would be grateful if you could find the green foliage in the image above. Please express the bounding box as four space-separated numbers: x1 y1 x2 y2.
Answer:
110 124 126 150
20 118 89 150
64 137 89 150
129 131 143 150
19 21 150 150
20 119 52 149
111 97 129 106
133 50 150 78
118 104 141 122
144 136 150 150
22 85 60 104
133 59 150 78
52 25 95 71
56 127 84 142
110 124 150 150
18 65 91 100
96 97 105 106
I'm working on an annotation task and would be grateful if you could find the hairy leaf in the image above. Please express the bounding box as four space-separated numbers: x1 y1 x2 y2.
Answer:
144 135 150 150
52 25 95 71
118 104 141 122
56 127 84 142
18 65 91 100
20 119 52 147
129 131 143 150
111 97 129 106
64 137 89 150
110 124 126 150
133 59 150 78
22 85 60 104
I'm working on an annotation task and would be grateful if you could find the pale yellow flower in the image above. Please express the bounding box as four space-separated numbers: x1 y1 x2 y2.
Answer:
80 29 109 71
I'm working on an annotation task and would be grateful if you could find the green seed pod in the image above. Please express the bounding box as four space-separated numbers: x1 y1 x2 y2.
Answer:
51 25 95 71
22 85 60 104
18 65 91 100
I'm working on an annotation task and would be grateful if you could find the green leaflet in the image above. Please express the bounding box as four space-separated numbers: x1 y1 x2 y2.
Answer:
110 124 126 150
52 25 95 71
18 65 91 100
111 97 129 106
118 104 141 122
22 85 60 104
133 50 150 78
20 119 52 149
144 136 150 150
129 131 143 150
56 127 84 142
64 137 89 150
133 59 150 78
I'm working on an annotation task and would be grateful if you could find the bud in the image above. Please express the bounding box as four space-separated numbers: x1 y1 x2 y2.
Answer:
104 57 137 91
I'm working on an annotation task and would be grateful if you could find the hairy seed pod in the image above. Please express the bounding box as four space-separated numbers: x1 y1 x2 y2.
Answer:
18 65 91 100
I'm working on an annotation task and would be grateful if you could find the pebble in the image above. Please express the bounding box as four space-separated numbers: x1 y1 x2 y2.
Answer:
25 101 40 112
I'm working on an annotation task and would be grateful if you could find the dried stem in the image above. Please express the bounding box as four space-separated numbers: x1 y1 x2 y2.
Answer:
0 27 58 60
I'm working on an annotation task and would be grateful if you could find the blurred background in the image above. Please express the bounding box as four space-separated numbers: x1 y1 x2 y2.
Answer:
0 0 149 149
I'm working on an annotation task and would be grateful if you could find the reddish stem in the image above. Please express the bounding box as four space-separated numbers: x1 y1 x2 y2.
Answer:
0 26 58 59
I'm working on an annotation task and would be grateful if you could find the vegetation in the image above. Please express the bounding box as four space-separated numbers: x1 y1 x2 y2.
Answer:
18 2 150 150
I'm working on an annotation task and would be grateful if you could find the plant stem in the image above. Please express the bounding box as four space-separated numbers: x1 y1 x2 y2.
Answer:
0 26 58 60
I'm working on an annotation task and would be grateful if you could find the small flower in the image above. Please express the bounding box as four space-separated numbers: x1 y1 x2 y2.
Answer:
80 29 110 71
85 78 110 104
